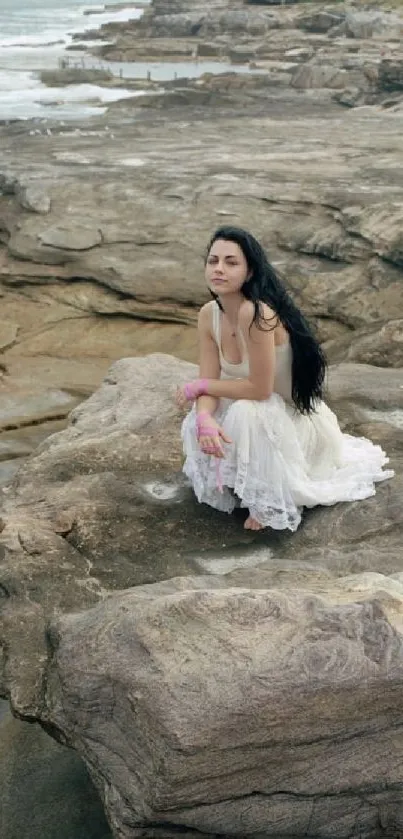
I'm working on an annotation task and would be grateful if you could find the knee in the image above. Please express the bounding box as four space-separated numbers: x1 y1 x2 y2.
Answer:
226 399 257 424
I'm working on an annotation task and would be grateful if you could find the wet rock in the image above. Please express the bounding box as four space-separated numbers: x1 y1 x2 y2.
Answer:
0 701 111 839
333 86 364 107
0 173 19 196
379 59 403 92
40 68 114 87
297 11 345 34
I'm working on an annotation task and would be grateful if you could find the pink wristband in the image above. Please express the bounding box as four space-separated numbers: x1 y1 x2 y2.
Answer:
183 378 208 401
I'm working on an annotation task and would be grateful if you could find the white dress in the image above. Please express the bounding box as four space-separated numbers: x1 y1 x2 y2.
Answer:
181 302 394 531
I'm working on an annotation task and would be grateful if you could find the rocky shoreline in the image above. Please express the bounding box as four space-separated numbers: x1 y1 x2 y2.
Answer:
1 0 403 837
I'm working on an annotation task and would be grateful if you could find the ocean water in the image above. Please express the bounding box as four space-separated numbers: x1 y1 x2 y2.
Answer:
0 0 145 120
0 0 265 121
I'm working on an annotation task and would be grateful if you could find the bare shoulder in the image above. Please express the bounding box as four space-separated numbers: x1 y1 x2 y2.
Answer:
198 300 215 332
239 299 276 330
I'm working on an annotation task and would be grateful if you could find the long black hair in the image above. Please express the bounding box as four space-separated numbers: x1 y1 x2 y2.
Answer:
206 226 327 415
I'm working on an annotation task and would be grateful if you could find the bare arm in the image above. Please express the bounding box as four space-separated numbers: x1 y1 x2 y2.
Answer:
196 302 220 416
204 301 275 401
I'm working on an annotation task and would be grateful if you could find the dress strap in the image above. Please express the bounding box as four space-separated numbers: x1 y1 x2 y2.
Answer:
211 301 221 351
238 327 248 360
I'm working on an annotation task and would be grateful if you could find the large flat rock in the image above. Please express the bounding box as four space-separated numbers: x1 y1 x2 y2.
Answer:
0 1 402 421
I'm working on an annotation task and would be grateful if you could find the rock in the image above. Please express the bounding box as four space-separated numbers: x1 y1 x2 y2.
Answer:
344 11 383 39
17 185 51 215
39 224 103 251
1 87 402 393
326 319 403 371
0 459 21 487
0 172 51 215
324 363 403 433
7 231 80 265
342 10 402 39
0 439 32 462
39 68 114 87
291 63 348 89
245 0 298 4
0 321 18 351
341 203 403 267
333 86 363 107
229 45 258 64
141 11 206 37
0 172 19 196
0 700 112 839
0 0 403 442
0 421 68 469
0 388 80 432
44 580 403 839
0 353 402 709
378 59 403 92
96 37 196 60
284 46 314 61
297 11 345 34
0 353 401 837
122 88 219 109
196 41 222 57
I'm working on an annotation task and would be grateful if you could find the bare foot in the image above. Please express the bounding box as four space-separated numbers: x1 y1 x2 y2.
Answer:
244 515 265 531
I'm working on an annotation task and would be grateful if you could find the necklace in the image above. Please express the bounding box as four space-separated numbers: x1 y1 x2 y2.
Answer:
225 315 237 338
221 307 238 338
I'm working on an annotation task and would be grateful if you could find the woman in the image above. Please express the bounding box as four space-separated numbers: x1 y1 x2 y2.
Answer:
176 226 394 532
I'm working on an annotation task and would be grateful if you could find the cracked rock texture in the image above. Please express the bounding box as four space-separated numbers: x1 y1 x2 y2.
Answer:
1 2 403 444
0 354 402 838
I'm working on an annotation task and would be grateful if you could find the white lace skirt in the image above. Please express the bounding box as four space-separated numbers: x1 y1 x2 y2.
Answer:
181 394 394 531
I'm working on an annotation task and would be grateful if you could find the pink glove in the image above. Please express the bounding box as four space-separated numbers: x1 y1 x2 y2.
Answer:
196 411 224 493
183 378 209 401
196 410 218 440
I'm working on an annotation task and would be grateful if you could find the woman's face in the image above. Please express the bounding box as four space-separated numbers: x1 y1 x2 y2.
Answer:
205 238 250 295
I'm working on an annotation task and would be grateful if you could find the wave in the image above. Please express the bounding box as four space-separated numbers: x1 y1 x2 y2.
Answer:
0 1 146 120
0 37 67 49
0 4 143 50
0 78 142 120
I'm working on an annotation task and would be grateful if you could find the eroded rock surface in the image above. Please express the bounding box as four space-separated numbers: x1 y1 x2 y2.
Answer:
0 1 402 430
0 353 402 837
1 93 402 398
46 581 403 839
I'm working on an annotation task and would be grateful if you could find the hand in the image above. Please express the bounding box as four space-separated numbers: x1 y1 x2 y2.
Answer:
176 378 208 409
196 412 232 459
176 386 190 410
